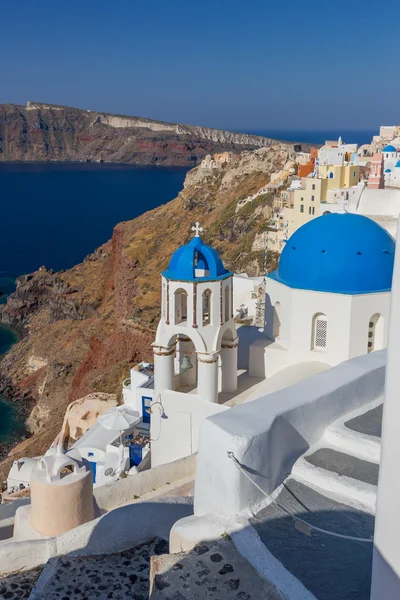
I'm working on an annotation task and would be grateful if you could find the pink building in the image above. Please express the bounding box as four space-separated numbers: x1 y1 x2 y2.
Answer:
368 153 385 189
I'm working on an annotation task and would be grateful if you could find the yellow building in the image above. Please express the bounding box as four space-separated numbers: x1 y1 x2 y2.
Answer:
318 164 360 195
283 178 322 237
282 165 361 238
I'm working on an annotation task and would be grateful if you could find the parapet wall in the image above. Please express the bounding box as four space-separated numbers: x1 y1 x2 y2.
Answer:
94 453 196 512
194 350 386 517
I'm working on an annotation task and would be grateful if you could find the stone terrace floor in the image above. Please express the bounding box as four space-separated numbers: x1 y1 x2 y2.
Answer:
27 538 169 599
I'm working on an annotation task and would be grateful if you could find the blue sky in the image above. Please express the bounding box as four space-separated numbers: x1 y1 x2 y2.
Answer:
1 0 398 132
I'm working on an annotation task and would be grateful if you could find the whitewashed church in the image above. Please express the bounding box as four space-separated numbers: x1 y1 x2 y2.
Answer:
149 212 395 467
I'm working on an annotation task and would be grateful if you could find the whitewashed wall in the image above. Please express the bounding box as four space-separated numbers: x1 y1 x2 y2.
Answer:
151 390 228 468
194 350 386 518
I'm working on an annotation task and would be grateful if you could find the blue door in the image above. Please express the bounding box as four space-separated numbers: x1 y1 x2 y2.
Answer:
89 461 97 483
142 396 152 424
129 443 143 467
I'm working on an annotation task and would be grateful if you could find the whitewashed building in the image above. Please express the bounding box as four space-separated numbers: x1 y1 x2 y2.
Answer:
249 212 394 378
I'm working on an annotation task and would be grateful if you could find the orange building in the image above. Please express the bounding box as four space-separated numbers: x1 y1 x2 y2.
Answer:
297 148 318 177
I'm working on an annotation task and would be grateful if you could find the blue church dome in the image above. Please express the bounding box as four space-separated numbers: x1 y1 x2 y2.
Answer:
383 145 397 153
268 213 395 294
396 160 400 168
385 168 392 173
163 235 231 282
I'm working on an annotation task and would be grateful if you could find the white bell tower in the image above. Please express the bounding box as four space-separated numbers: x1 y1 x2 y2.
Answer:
152 223 238 404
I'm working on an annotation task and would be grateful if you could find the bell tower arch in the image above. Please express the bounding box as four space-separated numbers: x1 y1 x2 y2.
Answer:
153 223 238 404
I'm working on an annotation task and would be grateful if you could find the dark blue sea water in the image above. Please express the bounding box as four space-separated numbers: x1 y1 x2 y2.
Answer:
249 130 375 146
0 162 188 441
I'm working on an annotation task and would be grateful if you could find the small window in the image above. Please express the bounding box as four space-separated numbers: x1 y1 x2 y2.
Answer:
312 313 328 350
202 289 212 326
312 184 315 190
301 197 304 201
300 205 304 213
353 170 356 177
309 206 312 214
224 285 230 322
311 195 315 201
312 207 315 215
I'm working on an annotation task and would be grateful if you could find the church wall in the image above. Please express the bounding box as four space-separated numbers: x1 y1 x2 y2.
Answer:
349 293 391 358
264 280 354 368
264 278 293 347
289 289 353 365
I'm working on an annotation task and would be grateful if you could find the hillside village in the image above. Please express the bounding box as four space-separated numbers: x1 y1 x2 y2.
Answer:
1 126 400 598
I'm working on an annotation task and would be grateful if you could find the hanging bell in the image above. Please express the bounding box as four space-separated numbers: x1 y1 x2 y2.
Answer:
180 354 193 371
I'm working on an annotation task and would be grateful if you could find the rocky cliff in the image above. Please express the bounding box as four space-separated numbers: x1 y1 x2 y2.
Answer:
0 144 293 480
0 101 285 166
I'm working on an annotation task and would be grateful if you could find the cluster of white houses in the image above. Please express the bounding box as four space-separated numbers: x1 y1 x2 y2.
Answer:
269 128 400 251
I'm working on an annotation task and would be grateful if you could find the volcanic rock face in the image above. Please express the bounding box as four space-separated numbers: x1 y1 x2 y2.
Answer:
0 102 282 166
0 144 291 480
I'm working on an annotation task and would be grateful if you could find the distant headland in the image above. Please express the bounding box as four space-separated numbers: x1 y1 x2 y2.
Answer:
0 101 301 167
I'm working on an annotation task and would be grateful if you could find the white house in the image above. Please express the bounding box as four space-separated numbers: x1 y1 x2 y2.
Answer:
317 137 358 166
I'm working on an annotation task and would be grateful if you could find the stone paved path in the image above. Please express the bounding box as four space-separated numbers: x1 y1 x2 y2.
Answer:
30 538 169 600
149 538 284 599
0 567 43 599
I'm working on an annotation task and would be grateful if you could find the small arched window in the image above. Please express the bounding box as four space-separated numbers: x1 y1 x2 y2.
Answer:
202 289 212 326
368 313 384 353
311 313 328 350
273 302 281 339
174 288 188 325
329 172 334 179
224 285 230 322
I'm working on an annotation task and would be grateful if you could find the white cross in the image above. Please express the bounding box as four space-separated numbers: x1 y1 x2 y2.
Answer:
192 222 204 237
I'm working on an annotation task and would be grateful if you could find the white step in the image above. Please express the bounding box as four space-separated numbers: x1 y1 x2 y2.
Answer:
292 456 377 515
323 425 381 464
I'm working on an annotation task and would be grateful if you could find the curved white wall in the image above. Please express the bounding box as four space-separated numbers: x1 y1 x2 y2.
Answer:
194 350 386 518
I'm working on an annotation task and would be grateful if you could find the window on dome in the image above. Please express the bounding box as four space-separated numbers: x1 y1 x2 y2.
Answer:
174 289 188 325
202 289 212 326
224 285 230 322
368 313 384 353
311 313 328 351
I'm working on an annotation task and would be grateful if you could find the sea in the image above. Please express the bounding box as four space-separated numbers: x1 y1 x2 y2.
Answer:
0 162 188 442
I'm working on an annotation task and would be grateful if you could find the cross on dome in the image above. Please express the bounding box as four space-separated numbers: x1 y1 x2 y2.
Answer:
192 222 204 237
